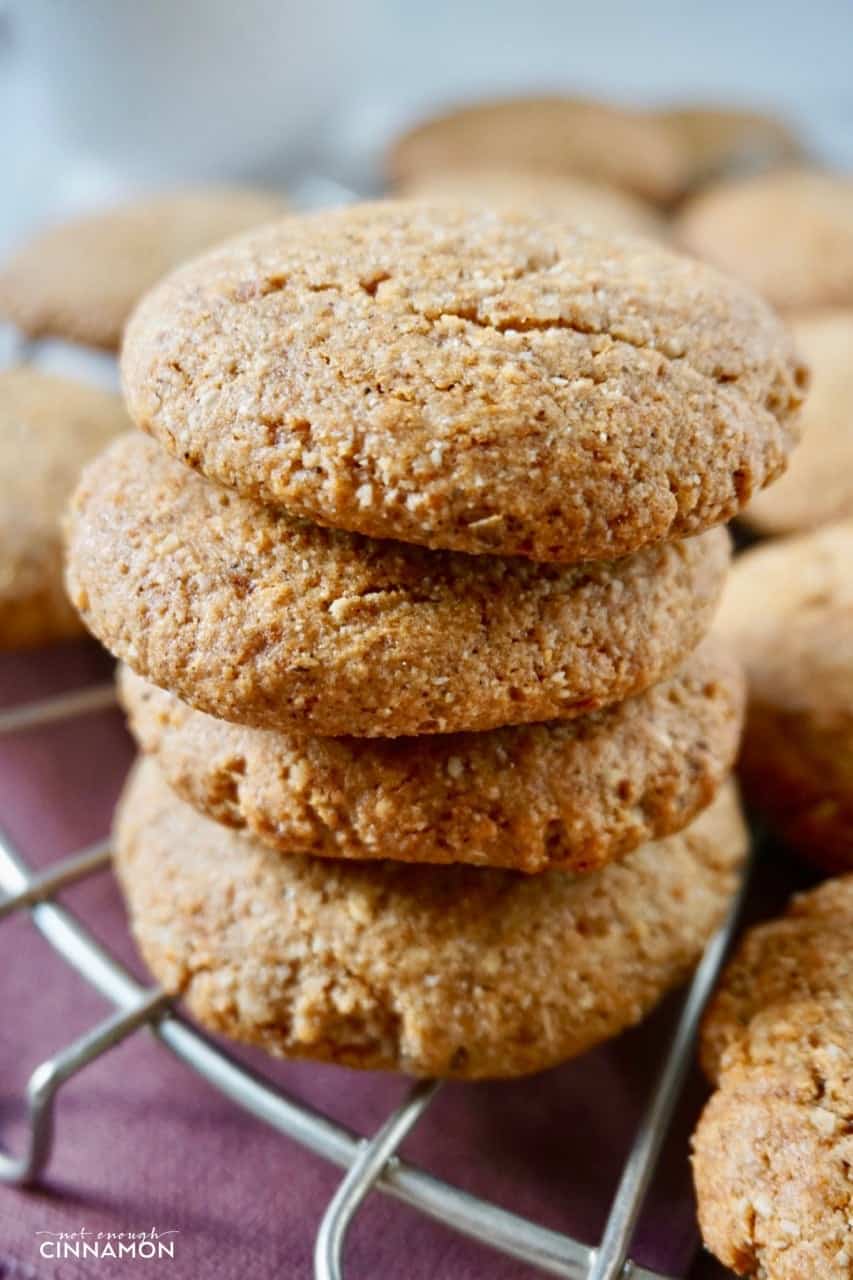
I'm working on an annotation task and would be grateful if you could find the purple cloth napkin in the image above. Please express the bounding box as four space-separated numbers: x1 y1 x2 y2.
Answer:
0 643 732 1280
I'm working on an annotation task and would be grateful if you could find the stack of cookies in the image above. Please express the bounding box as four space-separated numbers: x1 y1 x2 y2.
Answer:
65 202 805 1079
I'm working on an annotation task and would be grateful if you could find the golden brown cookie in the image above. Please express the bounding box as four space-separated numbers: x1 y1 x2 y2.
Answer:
0 187 287 350
716 523 853 869
659 104 805 190
118 638 744 873
676 169 853 312
386 97 687 204
395 169 665 238
744 310 853 534
66 432 731 739
0 367 128 648
693 878 853 1279
115 758 747 1079
121 202 805 563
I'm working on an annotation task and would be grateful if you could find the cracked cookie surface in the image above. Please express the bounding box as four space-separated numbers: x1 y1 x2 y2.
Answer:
694 878 853 1279
0 368 128 647
115 758 746 1078
118 638 744 872
66 432 730 738
121 202 805 563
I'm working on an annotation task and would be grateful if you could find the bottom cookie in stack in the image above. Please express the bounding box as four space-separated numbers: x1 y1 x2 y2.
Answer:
114 758 747 1080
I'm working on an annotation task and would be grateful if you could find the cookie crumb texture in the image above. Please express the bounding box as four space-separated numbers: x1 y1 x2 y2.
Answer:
0 367 127 648
115 759 746 1079
121 202 804 562
67 433 730 738
119 638 744 872
0 187 288 350
694 878 853 1279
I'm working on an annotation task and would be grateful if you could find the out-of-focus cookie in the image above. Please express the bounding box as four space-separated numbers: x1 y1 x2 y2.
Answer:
693 878 853 1279
121 202 805 563
0 187 287 350
0 367 127 648
66 433 730 739
386 97 686 204
118 638 744 873
676 169 853 311
716 523 853 868
395 169 665 238
115 758 747 1079
744 310 853 534
660 105 804 190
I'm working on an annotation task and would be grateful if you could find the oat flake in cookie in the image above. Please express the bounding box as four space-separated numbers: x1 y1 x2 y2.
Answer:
66 433 730 738
115 759 747 1079
121 202 805 563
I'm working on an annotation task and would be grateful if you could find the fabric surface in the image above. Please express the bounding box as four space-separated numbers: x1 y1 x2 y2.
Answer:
0 641 740 1279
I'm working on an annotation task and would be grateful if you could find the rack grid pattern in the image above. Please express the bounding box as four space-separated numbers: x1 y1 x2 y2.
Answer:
0 681 749 1280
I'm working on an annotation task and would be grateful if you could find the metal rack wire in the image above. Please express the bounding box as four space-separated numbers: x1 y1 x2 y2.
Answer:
0 680 749 1280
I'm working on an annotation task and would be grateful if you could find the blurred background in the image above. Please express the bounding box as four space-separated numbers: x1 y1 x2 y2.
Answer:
2 0 853 246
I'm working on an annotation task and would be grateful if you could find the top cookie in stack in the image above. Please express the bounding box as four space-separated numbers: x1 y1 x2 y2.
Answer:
65 203 802 1077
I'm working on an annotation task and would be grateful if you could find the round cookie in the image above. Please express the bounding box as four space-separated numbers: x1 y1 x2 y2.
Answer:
693 878 853 1279
0 367 128 648
115 758 747 1079
0 187 287 351
716 522 853 869
659 105 804 190
744 310 853 534
118 638 744 873
121 201 805 563
676 170 853 312
386 97 687 205
66 432 731 739
395 169 665 239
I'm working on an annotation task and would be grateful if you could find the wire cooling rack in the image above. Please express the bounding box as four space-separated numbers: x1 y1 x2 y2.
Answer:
0 680 750 1280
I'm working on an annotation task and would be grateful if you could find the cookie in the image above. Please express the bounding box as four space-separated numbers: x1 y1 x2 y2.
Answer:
115 758 747 1079
66 432 730 739
716 523 853 869
118 637 744 873
659 105 804 190
693 878 853 1279
744 310 853 534
676 170 853 312
386 97 687 205
121 201 805 563
0 367 128 648
395 169 665 239
0 187 287 350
